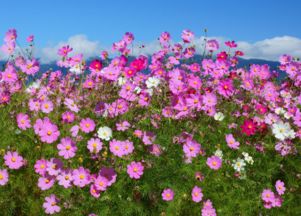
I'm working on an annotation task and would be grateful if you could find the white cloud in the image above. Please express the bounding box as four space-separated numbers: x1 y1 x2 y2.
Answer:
237 36 301 60
1 34 301 63
39 34 101 63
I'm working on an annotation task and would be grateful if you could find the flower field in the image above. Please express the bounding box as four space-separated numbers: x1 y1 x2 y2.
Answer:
0 29 301 215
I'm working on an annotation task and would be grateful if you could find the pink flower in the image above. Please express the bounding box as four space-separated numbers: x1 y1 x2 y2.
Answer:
73 167 91 187
218 79 234 98
162 188 174 201
116 121 131 131
0 169 9 186
16 113 31 130
26 35 34 43
38 175 55 190
80 118 96 133
89 59 102 73
94 175 108 191
34 159 48 175
46 158 63 176
225 40 237 48
4 151 24 170
202 200 217 216
87 138 103 154
57 169 73 188
275 180 286 195
202 92 217 107
261 189 275 203
64 98 79 113
61 111 75 124
181 29 194 43
43 194 61 215
38 118 60 144
20 59 40 75
191 186 203 203
41 100 54 113
206 39 219 51
225 134 240 149
57 137 77 159
58 45 73 57
206 155 222 170
183 140 201 158
110 139 134 157
4 29 17 42
127 161 144 179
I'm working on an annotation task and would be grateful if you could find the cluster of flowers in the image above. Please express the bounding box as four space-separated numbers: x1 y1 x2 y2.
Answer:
261 180 286 209
0 27 300 215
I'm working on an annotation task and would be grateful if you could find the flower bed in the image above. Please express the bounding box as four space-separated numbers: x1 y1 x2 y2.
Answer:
0 29 300 215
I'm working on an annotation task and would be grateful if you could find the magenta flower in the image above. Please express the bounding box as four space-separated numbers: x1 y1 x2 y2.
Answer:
80 118 95 133
43 194 61 215
57 169 73 188
218 79 234 98
4 29 17 42
99 167 117 186
110 139 134 157
34 159 48 175
225 134 240 149
73 167 91 187
16 113 31 130
127 161 144 179
87 138 103 154
94 175 108 191
275 180 286 195
0 169 9 186
206 155 222 170
26 35 34 43
57 137 77 159
162 188 174 201
21 59 40 75
191 186 203 203
4 151 24 170
38 175 55 191
58 45 73 57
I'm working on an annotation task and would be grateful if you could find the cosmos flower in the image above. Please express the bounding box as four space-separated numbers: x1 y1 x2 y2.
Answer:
225 134 240 149
272 121 295 141
0 169 9 186
73 167 91 187
4 151 24 170
97 126 112 141
162 188 174 201
87 138 103 154
241 119 256 136
206 156 222 170
16 113 31 130
191 186 203 203
57 137 77 159
80 118 96 133
275 180 286 195
127 161 144 179
43 194 61 215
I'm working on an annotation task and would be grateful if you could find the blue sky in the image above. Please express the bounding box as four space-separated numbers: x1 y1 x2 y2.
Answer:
1 0 301 62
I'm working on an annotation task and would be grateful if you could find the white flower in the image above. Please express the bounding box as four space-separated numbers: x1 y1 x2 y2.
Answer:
272 121 295 141
70 64 83 75
97 126 112 141
242 152 254 165
232 158 246 172
26 81 41 93
118 77 127 86
214 149 223 159
214 112 225 121
146 88 153 96
134 86 142 94
146 77 160 89
275 107 286 115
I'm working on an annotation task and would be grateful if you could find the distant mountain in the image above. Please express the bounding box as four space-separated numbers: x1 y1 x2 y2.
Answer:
1 57 281 74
